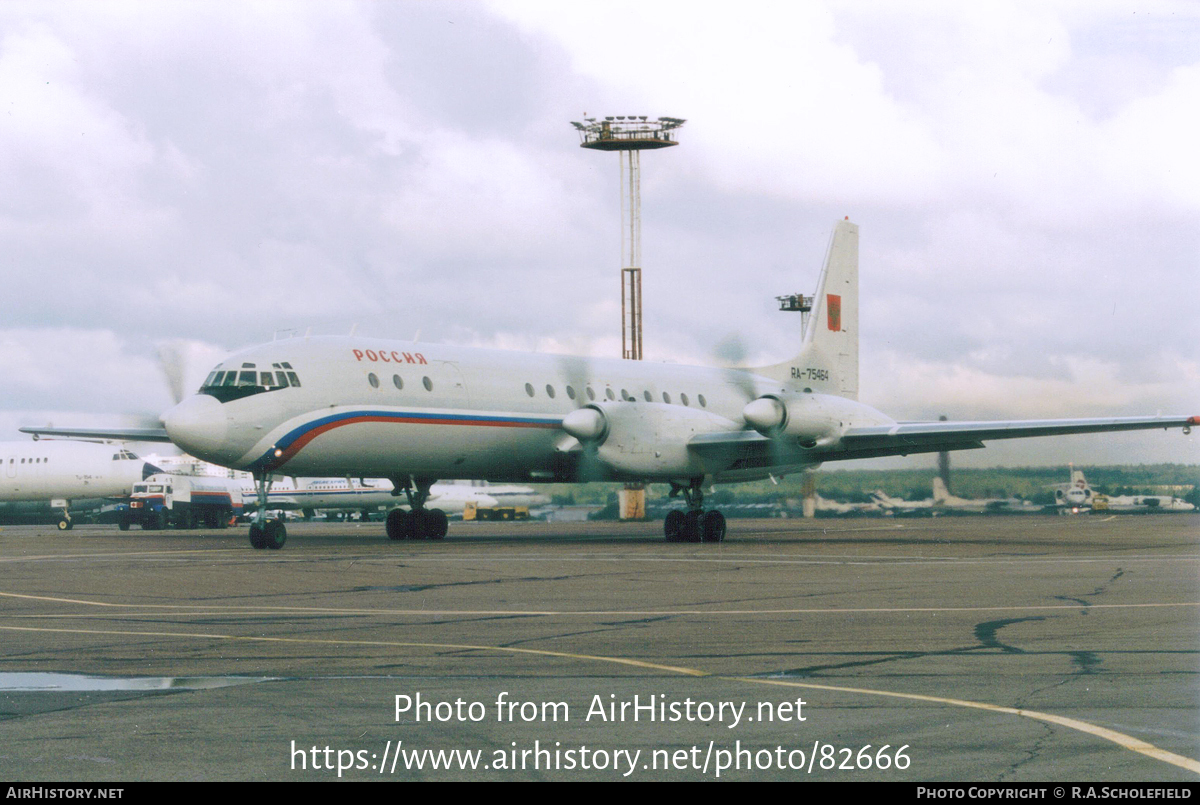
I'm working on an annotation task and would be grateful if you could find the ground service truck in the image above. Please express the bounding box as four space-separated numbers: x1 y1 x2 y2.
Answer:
121 473 243 530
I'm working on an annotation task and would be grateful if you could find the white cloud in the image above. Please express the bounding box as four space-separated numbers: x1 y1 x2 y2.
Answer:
0 1 1195 466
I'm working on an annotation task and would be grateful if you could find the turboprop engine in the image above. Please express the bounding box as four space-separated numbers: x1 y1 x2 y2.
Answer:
741 393 892 447
560 402 742 478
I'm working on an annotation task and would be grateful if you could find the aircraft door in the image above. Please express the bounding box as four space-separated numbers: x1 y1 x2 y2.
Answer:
437 361 470 407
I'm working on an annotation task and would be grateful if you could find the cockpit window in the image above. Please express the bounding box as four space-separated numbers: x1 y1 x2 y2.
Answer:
111 449 138 461
199 361 304 403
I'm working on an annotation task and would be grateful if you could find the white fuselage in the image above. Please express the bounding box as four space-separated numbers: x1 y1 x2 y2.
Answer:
0 440 151 507
1102 494 1195 512
164 336 895 484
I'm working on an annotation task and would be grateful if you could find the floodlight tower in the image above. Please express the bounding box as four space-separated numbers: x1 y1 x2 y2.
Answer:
571 115 686 360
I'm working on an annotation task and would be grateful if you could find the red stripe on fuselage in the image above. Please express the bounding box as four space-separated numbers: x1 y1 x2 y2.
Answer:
274 414 558 468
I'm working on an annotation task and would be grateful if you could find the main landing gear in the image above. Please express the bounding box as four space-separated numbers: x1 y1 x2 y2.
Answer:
385 476 448 541
664 479 726 543
248 471 287 550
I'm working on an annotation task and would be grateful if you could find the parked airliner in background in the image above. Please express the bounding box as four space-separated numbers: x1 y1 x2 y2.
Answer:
0 440 161 529
1098 493 1196 513
1052 464 1095 510
809 493 881 516
930 477 1042 514
869 488 935 515
26 219 1196 549
1057 467 1196 513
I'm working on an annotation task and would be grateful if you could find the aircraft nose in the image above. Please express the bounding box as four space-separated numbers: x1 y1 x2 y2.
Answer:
163 394 228 460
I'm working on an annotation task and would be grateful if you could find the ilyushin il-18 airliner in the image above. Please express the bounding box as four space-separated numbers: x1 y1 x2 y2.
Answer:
27 220 1196 549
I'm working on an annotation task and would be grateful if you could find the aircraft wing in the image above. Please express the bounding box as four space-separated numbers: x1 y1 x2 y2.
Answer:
18 426 173 443
832 415 1196 460
691 415 1196 467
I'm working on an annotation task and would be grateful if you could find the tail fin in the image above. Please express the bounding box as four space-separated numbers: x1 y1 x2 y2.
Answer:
1070 467 1088 490
1070 466 1093 502
753 218 859 399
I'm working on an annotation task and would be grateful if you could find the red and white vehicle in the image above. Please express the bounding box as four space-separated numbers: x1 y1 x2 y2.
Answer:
122 473 243 530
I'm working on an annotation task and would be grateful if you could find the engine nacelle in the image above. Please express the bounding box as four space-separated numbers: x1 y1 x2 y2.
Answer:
742 393 891 446
562 402 741 479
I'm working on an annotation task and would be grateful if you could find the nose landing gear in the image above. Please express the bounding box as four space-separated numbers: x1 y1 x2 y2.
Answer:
248 472 286 550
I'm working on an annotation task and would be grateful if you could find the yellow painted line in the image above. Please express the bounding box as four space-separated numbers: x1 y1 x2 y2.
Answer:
0 549 249 563
0 622 1196 775
0 624 706 677
729 676 1200 775
2 590 1198 618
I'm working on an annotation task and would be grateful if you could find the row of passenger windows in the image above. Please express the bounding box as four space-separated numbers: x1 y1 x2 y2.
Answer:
7 450 135 465
367 373 433 392
523 382 708 408
362 373 710 408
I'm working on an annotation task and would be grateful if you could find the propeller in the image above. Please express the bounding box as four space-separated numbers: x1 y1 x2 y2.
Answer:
713 333 817 477
714 334 788 432
554 351 611 482
156 341 190 406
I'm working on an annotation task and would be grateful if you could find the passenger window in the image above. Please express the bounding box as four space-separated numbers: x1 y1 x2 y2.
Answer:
423 376 433 391
663 392 671 404
605 388 615 400
545 384 556 399
643 390 652 402
525 383 535 397
586 387 595 401
368 373 379 388
393 375 403 390
566 386 576 400
698 394 707 408
681 393 689 406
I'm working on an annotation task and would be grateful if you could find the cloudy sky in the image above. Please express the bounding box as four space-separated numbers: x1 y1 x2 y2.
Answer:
1 0 1196 469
